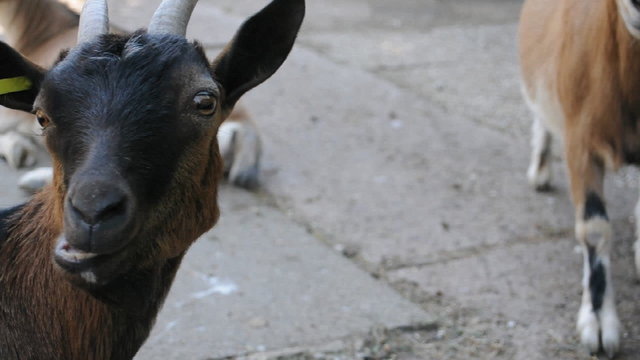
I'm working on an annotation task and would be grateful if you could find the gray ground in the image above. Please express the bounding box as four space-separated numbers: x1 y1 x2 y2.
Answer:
1 0 639 359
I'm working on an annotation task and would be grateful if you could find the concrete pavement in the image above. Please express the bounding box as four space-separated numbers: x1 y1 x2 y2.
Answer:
1 0 639 359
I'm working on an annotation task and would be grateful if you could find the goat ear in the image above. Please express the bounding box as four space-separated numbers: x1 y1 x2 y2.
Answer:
0 42 44 112
212 0 305 111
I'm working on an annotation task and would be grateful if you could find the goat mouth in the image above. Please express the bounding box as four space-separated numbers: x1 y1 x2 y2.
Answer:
54 240 99 263
53 236 129 277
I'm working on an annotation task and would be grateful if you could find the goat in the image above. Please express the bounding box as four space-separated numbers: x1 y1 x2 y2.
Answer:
0 0 263 190
518 0 640 356
0 0 304 358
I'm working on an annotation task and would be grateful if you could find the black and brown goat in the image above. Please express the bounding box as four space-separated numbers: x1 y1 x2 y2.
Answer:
0 0 263 190
0 0 304 358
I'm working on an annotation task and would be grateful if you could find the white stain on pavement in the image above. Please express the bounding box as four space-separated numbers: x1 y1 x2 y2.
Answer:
191 276 238 299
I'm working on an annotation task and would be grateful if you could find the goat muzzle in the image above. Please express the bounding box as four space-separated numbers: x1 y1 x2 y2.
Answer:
54 175 138 285
56 175 137 272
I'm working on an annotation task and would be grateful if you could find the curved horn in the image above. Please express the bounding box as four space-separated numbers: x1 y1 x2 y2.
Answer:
77 0 109 44
148 0 199 36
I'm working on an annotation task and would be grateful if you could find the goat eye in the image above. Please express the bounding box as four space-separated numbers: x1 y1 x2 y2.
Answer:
35 110 51 128
193 92 217 116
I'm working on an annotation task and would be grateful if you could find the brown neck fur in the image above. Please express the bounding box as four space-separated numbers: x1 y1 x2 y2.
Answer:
0 188 184 360
0 133 223 359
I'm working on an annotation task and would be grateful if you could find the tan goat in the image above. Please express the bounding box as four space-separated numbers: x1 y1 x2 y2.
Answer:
519 0 640 356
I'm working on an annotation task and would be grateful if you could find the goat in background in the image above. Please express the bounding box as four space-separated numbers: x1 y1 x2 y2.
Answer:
0 0 263 190
519 0 640 357
0 0 304 358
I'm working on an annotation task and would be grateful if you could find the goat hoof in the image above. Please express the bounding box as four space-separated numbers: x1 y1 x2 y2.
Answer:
577 307 600 355
527 163 551 192
218 120 261 190
0 132 38 169
18 167 53 193
601 307 620 359
228 164 260 190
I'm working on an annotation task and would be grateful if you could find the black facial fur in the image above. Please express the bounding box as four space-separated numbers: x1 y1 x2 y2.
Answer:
40 32 213 206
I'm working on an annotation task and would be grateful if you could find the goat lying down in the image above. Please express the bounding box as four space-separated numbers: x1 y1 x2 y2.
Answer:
0 0 263 190
520 0 640 357
0 0 304 358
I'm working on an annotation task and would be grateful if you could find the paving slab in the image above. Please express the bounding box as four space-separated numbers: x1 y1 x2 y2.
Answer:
238 36 580 267
206 0 523 33
2 0 640 359
388 222 640 360
302 24 530 137
193 0 640 358
136 185 430 359
111 0 576 268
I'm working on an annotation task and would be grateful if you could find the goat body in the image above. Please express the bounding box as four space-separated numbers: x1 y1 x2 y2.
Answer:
519 0 640 356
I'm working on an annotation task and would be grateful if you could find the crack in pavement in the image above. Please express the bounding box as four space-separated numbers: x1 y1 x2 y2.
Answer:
380 228 576 272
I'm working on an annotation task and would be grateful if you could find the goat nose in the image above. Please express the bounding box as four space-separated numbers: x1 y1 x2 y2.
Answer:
65 179 135 253
70 187 127 225
71 192 126 225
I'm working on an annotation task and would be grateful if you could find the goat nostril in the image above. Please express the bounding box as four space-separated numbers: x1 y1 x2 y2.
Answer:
70 200 93 225
98 199 127 222
70 193 128 225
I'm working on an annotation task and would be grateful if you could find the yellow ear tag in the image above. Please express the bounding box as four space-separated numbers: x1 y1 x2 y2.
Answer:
0 76 32 95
